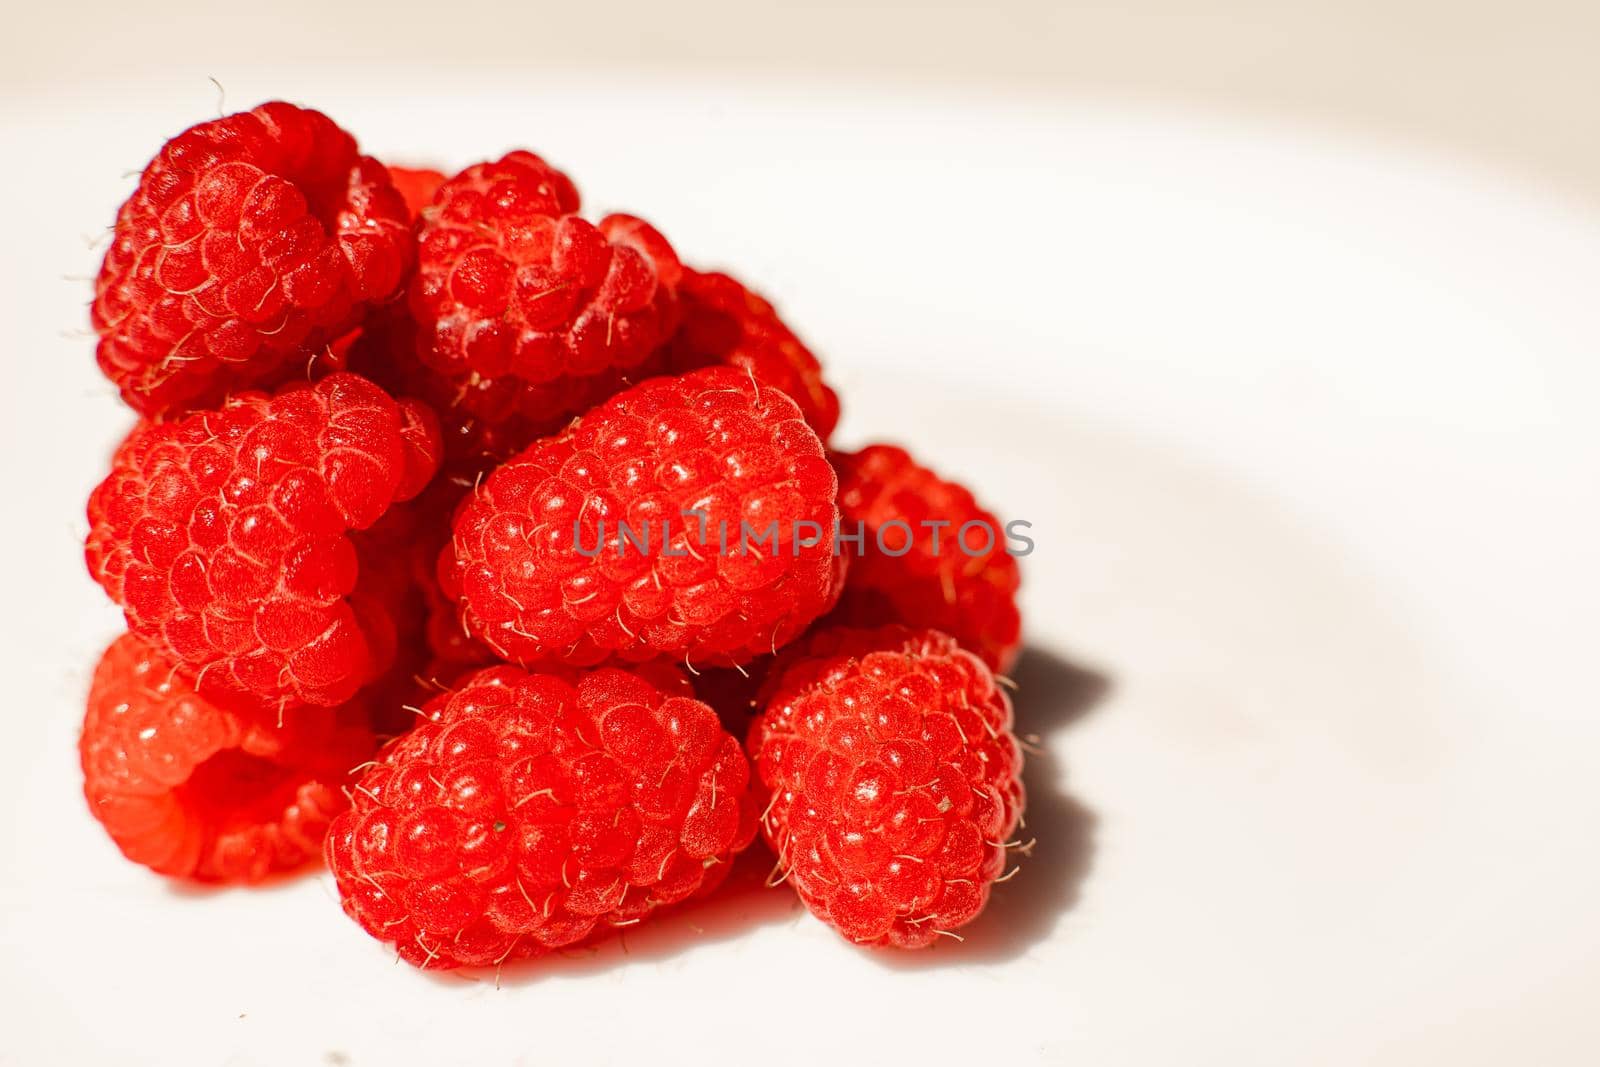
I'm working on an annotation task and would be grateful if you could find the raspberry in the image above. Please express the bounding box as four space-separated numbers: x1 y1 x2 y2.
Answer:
667 269 840 441
830 445 1022 672
325 664 757 969
445 366 846 670
81 633 375 882
85 372 443 709
386 165 446 218
349 304 666 483
409 152 682 404
93 102 412 416
749 626 1025 947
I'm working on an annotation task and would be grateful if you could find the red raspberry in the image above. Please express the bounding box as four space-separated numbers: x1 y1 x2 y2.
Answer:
85 372 443 709
409 151 682 401
81 633 376 882
350 303 667 482
667 269 841 441
386 165 446 219
93 102 412 416
831 445 1022 672
749 626 1025 947
445 366 846 670
325 664 758 969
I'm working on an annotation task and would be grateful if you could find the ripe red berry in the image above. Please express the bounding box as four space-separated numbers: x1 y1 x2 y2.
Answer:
348 303 666 483
325 664 758 969
408 151 681 407
831 444 1022 672
749 626 1025 947
85 372 443 709
93 102 412 416
81 633 376 882
666 269 841 441
444 366 846 670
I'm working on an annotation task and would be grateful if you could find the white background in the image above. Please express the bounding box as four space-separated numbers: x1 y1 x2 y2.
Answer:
3 56 1599 1067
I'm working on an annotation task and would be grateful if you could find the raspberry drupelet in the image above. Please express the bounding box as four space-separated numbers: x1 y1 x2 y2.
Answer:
408 151 682 413
666 269 841 441
81 633 376 882
85 372 442 709
444 365 846 670
749 626 1026 947
325 664 758 969
830 444 1023 672
93 102 412 416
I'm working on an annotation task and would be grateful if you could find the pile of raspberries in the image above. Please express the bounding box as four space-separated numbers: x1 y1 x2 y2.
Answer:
79 102 1027 969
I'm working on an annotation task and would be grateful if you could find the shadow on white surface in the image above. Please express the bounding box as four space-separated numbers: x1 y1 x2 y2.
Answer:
393 646 1109 985
423 849 805 987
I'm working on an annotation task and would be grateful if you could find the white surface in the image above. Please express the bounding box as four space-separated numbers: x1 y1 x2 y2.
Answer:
2 81 1598 1066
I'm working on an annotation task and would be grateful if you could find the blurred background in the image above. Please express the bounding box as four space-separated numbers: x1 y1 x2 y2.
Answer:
4 0 1598 208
